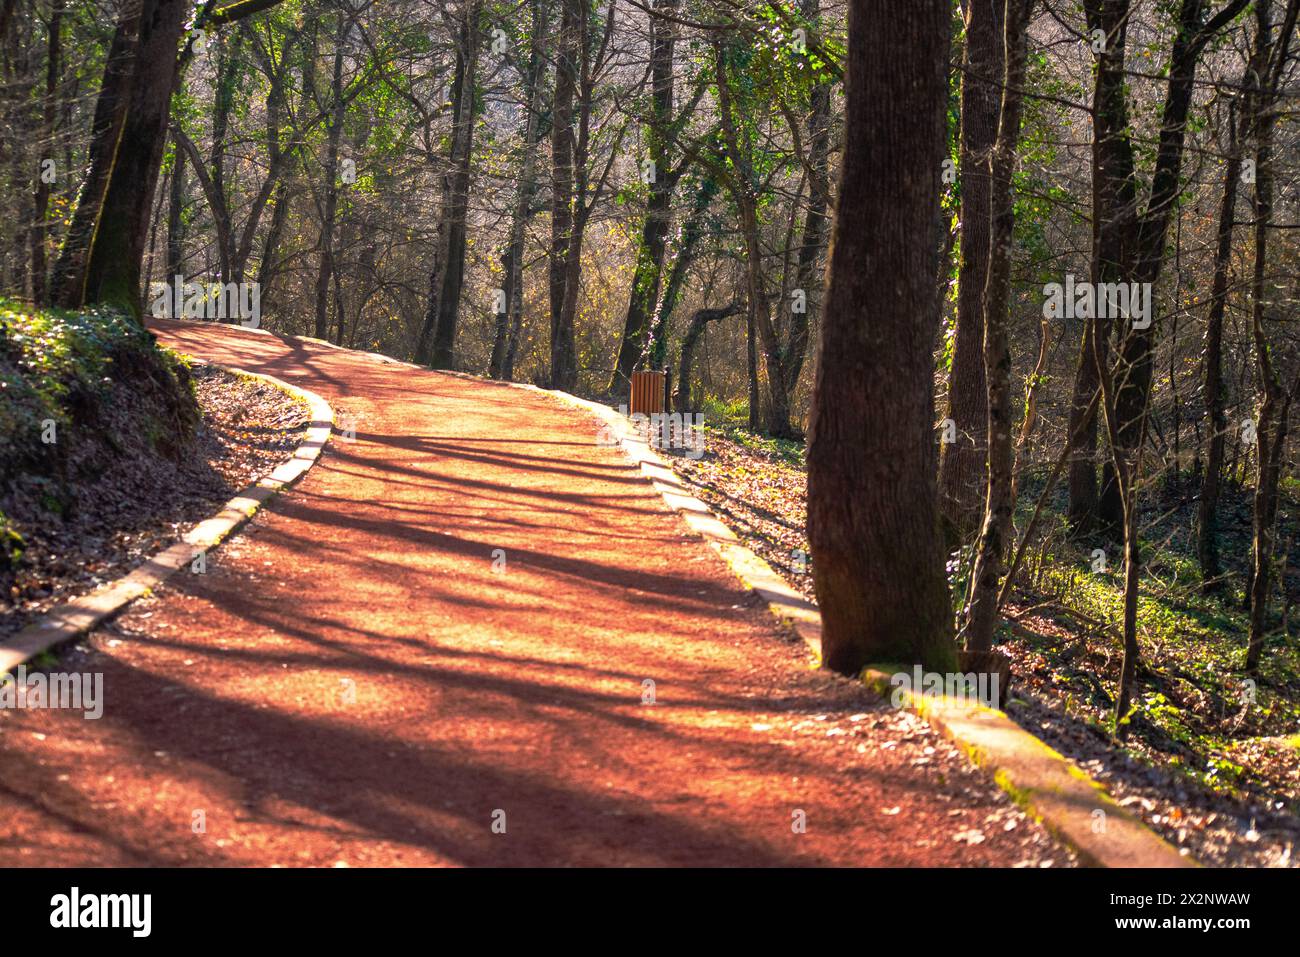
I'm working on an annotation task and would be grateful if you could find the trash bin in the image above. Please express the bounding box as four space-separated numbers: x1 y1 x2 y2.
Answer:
629 370 665 417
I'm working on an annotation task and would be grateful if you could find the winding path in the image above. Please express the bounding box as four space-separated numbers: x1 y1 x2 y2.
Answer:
0 319 1061 866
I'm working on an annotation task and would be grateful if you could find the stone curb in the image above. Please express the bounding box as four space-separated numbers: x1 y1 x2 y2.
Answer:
0 365 334 675
862 670 1193 867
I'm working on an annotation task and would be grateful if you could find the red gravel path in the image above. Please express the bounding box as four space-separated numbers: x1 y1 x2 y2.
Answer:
0 320 1068 866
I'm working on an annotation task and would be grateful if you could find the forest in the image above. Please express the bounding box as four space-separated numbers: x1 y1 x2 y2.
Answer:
0 0 1298 875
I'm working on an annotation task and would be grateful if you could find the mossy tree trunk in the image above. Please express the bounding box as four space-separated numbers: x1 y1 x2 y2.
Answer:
938 0 1003 538
56 0 287 316
609 0 682 397
51 1 140 308
1245 0 1300 673
79 0 188 314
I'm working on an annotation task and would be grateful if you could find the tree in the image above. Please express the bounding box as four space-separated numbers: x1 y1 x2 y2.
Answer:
1196 91 1248 593
608 0 683 397
29 0 62 303
489 0 551 380
960 0 1032 655
780 0 832 404
53 0 288 315
49 2 140 307
1243 0 1300 672
311 10 352 341
641 171 721 372
548 0 619 391
172 23 291 290
714 39 796 438
674 302 741 412
807 0 958 675
1058 0 1254 734
938 0 1005 536
76 0 190 311
416 0 481 368
1067 0 1250 538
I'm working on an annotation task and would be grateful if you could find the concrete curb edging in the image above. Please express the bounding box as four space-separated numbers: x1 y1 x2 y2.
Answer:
0 366 334 675
862 671 1192 867
537 390 1193 868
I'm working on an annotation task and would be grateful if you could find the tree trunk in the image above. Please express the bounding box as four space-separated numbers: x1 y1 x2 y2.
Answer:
1066 323 1104 529
961 0 1031 654
421 2 480 369
4 1 34 298
78 0 189 313
0 0 17 44
939 0 1004 536
257 180 289 297
715 42 794 438
1245 0 1300 671
779 0 831 401
209 28 242 285
674 304 740 413
30 0 63 304
807 0 958 675
609 0 679 396
50 4 139 307
313 19 348 340
166 137 186 280
1197 98 1244 592
548 0 580 389
1091 263 1144 736
645 175 719 370
1070 0 1137 535
490 0 549 380
1012 317 1052 503
490 241 521 379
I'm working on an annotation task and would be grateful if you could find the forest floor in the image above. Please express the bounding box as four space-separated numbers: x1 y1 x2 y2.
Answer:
1 364 308 641
0 320 1072 866
661 402 1300 867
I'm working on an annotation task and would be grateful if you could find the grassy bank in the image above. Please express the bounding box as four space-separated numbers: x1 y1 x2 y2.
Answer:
0 299 198 577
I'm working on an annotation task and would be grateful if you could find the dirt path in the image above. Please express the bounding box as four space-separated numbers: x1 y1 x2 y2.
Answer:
0 320 1069 866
